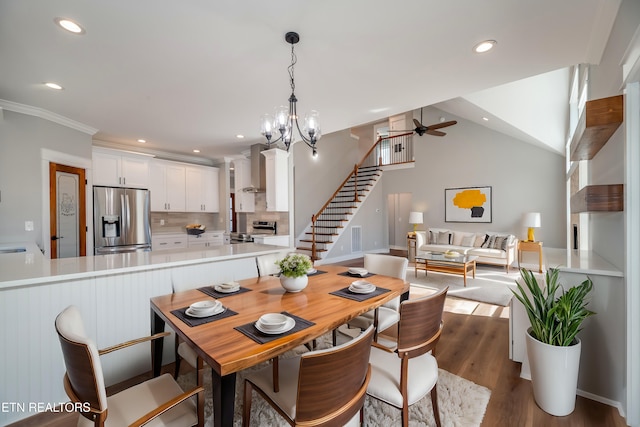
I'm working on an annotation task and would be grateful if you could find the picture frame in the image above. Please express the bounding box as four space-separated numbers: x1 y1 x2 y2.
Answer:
445 186 492 223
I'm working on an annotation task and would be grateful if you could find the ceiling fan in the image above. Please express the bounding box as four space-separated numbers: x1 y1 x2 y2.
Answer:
390 108 457 137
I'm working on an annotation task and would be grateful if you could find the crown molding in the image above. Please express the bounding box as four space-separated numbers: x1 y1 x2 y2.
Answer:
0 99 98 135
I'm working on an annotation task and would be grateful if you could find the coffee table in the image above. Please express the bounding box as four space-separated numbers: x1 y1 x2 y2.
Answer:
415 252 478 286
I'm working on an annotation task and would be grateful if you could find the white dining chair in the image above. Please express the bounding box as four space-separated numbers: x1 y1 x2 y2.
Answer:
56 305 204 427
337 254 408 345
255 250 291 277
367 287 448 427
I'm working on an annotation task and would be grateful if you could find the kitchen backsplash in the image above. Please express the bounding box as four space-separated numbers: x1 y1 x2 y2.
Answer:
244 193 289 235
151 193 290 235
151 212 219 233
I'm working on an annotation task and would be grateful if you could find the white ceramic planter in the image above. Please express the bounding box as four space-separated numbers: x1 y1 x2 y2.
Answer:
279 275 308 292
526 329 582 416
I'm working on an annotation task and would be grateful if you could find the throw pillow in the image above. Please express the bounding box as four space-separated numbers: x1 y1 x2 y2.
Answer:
481 234 495 248
436 231 451 245
492 235 507 251
461 233 475 247
474 234 488 247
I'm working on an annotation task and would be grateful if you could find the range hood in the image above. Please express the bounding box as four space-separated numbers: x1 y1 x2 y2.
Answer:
242 144 266 193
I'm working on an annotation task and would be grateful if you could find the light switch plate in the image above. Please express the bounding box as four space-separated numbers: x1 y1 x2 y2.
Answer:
25 221 34 231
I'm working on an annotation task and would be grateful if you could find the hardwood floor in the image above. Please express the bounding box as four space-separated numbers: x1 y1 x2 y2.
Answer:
11 254 627 426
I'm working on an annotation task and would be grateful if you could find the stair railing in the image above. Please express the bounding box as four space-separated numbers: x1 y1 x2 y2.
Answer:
310 132 414 260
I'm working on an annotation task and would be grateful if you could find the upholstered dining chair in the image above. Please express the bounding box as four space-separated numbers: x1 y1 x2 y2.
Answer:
55 305 204 427
366 287 448 427
335 253 408 345
255 250 291 277
243 325 375 427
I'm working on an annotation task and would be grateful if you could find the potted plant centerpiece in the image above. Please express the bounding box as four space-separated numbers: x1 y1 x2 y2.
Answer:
276 253 313 293
512 268 595 416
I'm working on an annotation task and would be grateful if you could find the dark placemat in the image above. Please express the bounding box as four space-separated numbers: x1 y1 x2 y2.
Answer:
234 312 315 344
171 306 238 327
197 286 252 299
307 269 328 277
330 286 391 302
338 271 377 279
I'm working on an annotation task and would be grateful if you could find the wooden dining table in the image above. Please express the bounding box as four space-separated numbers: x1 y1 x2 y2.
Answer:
149 264 409 427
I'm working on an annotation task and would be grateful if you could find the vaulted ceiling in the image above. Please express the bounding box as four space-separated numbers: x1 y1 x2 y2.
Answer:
0 1 621 161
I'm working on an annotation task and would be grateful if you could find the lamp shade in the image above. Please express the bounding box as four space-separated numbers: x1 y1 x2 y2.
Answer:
522 212 541 228
409 212 423 225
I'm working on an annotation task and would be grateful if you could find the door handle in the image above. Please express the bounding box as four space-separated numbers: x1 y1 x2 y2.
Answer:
51 236 64 241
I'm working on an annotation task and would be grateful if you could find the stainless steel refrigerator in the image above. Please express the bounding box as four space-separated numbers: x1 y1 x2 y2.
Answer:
93 186 151 255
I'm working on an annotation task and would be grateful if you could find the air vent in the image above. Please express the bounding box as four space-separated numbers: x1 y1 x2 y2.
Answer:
351 226 362 253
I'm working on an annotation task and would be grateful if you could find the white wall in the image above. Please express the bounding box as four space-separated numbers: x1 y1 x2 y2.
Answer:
0 111 93 248
293 129 361 237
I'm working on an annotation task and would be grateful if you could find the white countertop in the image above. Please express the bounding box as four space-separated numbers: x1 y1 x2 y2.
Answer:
545 248 623 277
0 242 291 289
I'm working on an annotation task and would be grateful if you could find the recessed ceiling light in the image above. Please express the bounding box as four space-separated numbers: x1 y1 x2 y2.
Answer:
482 117 489 121
193 149 200 153
473 40 496 54
138 139 146 143
54 17 85 35
236 134 245 139
44 82 63 90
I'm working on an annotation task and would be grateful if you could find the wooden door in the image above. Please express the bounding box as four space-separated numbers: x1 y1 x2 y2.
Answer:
49 163 86 258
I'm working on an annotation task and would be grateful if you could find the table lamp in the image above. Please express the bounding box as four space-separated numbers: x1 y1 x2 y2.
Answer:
409 211 423 234
522 212 541 242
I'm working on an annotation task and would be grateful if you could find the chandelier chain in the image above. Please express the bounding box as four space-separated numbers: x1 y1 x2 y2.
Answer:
288 43 297 95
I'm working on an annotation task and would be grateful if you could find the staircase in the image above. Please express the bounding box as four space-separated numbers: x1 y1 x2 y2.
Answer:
296 131 414 261
296 165 382 259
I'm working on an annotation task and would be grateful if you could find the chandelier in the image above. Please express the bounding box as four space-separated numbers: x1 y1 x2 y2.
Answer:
260 32 321 157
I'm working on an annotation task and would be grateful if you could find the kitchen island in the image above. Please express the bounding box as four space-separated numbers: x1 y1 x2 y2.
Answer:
0 242 291 425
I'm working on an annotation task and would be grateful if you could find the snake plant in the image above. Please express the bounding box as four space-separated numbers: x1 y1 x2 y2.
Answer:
512 268 595 346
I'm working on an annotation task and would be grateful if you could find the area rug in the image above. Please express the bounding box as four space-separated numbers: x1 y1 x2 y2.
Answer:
408 264 525 307
177 334 491 426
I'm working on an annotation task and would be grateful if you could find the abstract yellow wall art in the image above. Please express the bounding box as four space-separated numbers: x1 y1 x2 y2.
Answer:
445 186 492 223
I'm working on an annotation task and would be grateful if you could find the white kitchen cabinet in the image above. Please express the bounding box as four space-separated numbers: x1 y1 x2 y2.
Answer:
233 158 254 212
93 148 151 189
149 159 186 212
185 165 219 212
152 233 188 251
187 232 224 248
262 148 289 212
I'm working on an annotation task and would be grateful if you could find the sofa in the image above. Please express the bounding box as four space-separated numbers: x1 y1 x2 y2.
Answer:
415 228 517 272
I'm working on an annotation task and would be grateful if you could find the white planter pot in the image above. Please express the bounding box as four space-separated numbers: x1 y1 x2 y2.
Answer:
526 329 582 416
279 275 308 293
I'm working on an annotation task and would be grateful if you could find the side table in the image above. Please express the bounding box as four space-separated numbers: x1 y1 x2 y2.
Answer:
407 233 416 262
518 241 543 273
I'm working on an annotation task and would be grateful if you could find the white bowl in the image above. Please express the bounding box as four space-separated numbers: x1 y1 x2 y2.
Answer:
348 267 368 276
258 313 288 331
189 300 220 311
350 280 372 290
219 281 239 289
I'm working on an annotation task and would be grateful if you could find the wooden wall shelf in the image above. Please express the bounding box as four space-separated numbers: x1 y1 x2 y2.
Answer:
570 94 624 161
570 184 624 213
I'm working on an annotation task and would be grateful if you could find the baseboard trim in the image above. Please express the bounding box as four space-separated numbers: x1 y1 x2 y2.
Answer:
519 373 625 419
315 248 388 265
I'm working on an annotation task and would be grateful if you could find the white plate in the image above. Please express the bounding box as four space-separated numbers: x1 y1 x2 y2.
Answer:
214 285 240 293
185 305 226 318
349 284 376 294
255 316 296 335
